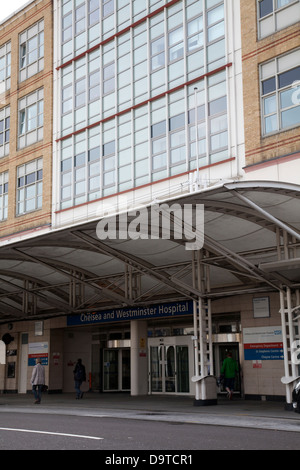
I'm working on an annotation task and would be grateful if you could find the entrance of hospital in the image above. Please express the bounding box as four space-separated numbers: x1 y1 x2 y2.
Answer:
81 313 243 397
0 182 300 406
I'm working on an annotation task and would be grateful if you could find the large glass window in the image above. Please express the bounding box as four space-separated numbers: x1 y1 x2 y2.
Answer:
0 106 10 158
59 0 226 136
0 171 8 221
17 158 43 215
260 50 300 135
258 0 300 38
0 41 11 92
19 20 44 82
58 1 229 208
18 88 44 149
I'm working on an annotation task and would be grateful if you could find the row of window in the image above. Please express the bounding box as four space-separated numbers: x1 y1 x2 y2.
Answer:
59 0 300 63
0 158 43 221
60 0 226 137
59 70 228 208
61 0 223 61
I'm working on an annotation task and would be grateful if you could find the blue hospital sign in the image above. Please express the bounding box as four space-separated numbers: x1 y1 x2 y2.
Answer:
67 300 194 326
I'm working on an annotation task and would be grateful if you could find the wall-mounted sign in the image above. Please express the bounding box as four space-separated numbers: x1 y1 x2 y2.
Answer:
243 326 283 361
28 342 48 366
67 300 193 327
253 296 270 318
35 321 44 336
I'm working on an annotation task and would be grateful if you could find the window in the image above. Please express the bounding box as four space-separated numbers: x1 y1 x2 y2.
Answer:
187 15 203 53
258 0 300 38
103 140 115 191
260 50 300 135
189 71 228 166
17 158 43 215
206 3 225 71
88 145 101 200
0 106 10 158
75 77 86 108
103 0 114 18
89 0 100 26
0 41 11 92
18 88 44 149
168 26 184 62
189 103 207 165
0 171 8 221
151 36 165 71
151 120 167 171
19 20 44 81
169 113 186 167
103 62 115 95
62 11 72 43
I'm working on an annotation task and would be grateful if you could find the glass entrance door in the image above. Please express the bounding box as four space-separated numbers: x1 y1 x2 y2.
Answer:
149 339 190 394
103 348 130 391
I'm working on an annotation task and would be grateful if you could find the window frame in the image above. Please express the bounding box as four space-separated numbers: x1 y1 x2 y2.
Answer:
16 158 43 216
260 50 300 136
0 171 8 222
0 41 11 92
18 88 44 149
257 0 300 39
0 106 10 158
19 19 44 82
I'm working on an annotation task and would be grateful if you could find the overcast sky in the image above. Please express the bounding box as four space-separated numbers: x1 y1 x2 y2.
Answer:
0 0 28 22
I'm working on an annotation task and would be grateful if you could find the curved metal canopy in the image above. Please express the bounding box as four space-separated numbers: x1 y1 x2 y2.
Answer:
0 181 299 324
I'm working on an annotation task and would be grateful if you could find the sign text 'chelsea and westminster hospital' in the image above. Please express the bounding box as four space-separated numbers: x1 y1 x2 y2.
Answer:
67 300 194 326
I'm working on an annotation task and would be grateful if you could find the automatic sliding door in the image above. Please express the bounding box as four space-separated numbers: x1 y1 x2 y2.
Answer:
103 349 130 391
150 342 190 394
122 349 130 390
150 346 162 392
176 346 189 393
103 350 118 391
165 346 175 392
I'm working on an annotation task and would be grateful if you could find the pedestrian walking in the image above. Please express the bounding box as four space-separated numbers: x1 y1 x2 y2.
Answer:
73 358 86 399
221 351 239 399
31 358 45 404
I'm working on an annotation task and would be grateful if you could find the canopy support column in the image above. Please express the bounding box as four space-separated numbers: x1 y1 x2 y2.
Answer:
192 250 217 406
277 229 300 408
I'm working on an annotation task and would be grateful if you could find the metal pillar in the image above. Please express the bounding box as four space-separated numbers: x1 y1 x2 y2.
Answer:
277 229 300 407
192 250 217 405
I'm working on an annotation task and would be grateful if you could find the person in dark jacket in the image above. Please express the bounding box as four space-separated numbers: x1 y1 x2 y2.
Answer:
73 358 86 399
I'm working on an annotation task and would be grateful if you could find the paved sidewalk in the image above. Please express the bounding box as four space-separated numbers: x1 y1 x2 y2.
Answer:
1 392 300 433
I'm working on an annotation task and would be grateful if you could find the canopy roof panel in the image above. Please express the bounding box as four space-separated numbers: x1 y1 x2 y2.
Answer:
0 181 299 324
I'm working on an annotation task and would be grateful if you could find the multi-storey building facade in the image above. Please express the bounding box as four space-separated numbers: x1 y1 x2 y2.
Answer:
52 0 245 228
0 0 299 407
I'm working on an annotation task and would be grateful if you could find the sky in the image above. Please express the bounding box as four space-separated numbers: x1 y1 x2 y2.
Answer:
0 0 29 21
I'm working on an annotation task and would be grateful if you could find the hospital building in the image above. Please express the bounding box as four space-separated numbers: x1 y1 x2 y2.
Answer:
0 0 299 407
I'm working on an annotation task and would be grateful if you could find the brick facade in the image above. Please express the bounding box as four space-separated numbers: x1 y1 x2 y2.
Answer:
241 0 300 167
0 0 52 239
